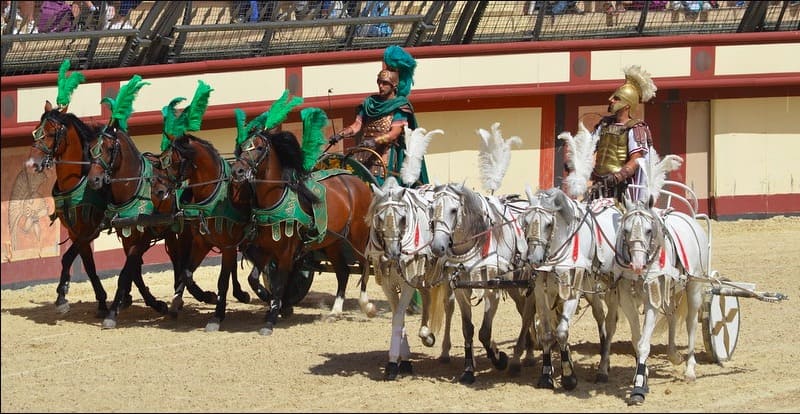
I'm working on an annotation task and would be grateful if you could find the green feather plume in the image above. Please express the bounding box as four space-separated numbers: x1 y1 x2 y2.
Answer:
265 90 304 130
56 59 85 108
234 108 249 146
300 107 328 171
235 90 304 147
101 75 150 131
383 45 417 97
161 80 214 151
161 97 186 151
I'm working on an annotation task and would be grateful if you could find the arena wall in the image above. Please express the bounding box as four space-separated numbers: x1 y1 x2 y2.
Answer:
1 32 798 287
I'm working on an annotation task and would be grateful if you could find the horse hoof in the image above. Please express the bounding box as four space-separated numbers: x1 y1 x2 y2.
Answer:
364 303 377 318
324 314 340 323
438 355 451 364
95 308 109 319
562 374 578 391
101 318 117 329
508 362 521 377
628 393 645 406
399 360 413 376
154 301 169 315
536 375 555 389
459 371 475 385
280 305 294 318
55 301 70 314
205 318 221 332
259 324 274 336
421 334 436 348
121 294 133 310
669 353 683 365
523 357 536 368
595 373 609 383
494 352 508 371
237 292 251 304
384 362 399 381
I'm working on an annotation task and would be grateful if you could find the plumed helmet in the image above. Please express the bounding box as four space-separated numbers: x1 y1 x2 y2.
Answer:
609 65 657 113
377 68 399 87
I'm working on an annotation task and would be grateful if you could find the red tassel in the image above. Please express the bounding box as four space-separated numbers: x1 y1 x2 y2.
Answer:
414 224 420 247
482 232 491 258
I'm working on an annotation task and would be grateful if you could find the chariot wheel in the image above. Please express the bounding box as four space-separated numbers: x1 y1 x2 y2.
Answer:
283 267 315 306
700 289 741 363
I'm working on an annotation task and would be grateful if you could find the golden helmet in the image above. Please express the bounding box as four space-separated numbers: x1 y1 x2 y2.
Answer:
609 81 642 113
377 68 399 87
609 65 657 114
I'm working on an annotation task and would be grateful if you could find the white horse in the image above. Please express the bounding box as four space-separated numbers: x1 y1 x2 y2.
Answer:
613 153 708 405
365 177 452 380
428 183 532 384
516 186 612 390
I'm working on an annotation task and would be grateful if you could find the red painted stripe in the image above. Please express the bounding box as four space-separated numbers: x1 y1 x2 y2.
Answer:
675 233 690 274
572 233 579 262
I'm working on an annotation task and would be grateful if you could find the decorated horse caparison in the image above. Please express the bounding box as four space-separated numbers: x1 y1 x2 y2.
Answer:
231 92 376 335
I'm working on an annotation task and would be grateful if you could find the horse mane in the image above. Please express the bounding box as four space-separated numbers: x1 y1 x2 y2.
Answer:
174 133 222 164
366 176 399 224
266 130 320 205
457 184 488 234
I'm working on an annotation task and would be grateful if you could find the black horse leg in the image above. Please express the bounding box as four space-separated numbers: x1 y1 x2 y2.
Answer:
243 245 271 303
205 249 236 332
76 242 114 317
560 345 578 390
102 257 137 329
261 265 288 336
478 295 508 371
55 243 80 314
230 258 251 304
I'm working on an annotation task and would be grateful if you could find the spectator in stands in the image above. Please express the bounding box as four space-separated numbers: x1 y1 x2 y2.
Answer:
2 1 37 34
37 1 75 32
551 1 584 15
108 0 140 29
72 1 100 30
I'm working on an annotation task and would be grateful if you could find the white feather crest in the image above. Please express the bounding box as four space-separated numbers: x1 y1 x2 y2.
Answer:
559 121 598 198
637 148 683 203
400 126 443 185
477 122 522 193
624 65 657 103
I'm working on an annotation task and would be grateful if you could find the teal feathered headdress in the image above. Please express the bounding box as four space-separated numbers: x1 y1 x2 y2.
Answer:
100 74 150 131
300 107 328 171
161 80 214 151
234 90 304 147
56 59 85 109
383 45 416 98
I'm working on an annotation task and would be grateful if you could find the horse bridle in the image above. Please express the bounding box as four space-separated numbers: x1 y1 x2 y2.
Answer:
31 114 68 170
234 131 271 183
616 207 664 270
89 126 122 184
521 205 557 258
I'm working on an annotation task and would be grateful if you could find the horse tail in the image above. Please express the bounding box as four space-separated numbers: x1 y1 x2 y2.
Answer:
426 283 448 335
652 287 688 337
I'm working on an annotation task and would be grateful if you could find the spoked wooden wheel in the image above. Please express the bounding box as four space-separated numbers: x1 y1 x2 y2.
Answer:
344 147 387 183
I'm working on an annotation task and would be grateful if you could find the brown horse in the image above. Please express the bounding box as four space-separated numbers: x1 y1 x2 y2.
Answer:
154 133 253 332
231 129 376 335
85 125 218 328
24 101 120 317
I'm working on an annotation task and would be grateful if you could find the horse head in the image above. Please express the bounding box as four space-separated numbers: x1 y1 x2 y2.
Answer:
429 183 485 257
26 101 96 174
86 126 124 190
231 128 271 184
617 195 664 275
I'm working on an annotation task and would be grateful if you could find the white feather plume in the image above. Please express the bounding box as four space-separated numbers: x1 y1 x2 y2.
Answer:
637 148 683 203
477 122 522 193
559 121 598 198
400 126 443 185
624 65 657 103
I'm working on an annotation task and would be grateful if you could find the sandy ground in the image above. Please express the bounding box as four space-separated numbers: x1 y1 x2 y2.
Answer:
2 216 799 413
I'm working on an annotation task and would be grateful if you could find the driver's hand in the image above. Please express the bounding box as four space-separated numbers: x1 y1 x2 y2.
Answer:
328 134 343 145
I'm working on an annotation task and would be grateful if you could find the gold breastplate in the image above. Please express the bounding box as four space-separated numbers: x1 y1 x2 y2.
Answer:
594 124 629 176
363 114 393 138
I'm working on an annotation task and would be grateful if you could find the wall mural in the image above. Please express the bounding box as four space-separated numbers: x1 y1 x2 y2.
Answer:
1 147 60 262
